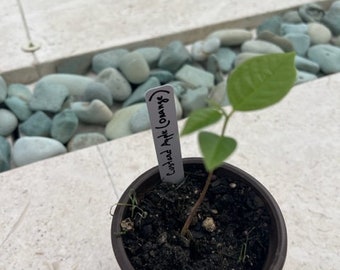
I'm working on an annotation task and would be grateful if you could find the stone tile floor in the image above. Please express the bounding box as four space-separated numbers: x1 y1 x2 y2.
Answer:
1 73 339 270
1 0 332 83
0 0 339 269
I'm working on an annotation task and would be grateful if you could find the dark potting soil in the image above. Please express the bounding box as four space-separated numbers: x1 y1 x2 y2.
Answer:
119 167 270 270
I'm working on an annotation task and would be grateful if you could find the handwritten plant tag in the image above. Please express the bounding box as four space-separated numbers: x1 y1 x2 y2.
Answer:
145 85 184 184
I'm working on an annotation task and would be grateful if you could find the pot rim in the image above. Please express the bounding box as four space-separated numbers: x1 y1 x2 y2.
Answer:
111 157 287 270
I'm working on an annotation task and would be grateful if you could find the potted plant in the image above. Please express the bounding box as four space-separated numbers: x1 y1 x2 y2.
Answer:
111 52 296 270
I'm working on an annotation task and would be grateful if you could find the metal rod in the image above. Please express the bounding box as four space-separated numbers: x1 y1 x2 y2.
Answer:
17 0 40 52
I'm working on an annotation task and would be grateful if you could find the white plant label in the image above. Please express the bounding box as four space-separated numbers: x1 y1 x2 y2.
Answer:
145 85 184 184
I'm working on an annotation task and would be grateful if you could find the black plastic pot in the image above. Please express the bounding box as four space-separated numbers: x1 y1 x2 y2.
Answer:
111 157 287 270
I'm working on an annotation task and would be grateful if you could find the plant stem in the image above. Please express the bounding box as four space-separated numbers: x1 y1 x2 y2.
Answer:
180 171 214 236
221 108 234 137
180 109 236 236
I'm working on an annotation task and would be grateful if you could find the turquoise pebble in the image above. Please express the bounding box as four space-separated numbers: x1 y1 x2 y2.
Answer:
202 37 221 54
280 23 308 35
234 52 263 67
29 82 69 113
295 55 320 74
0 136 11 172
119 52 150 84
8 84 32 102
105 103 145 140
180 86 209 116
296 70 317 84
210 81 229 107
4 96 32 121
13 136 67 167
158 41 190 73
129 104 150 133
215 48 236 73
209 29 252 46
331 35 340 46
307 22 332 45
241 40 283 54
257 16 282 35
123 77 160 107
35 74 92 96
298 3 325 22
284 33 310 56
168 81 186 97
207 54 224 84
67 132 107 152
96 68 131 102
149 69 174 84
71 99 113 125
191 41 207 61
51 109 79 144
307 44 340 74
83 81 113 107
175 65 214 89
134 47 162 68
0 109 18 136
92 49 129 74
257 31 294 52
19 111 52 137
282 11 303 23
322 1 340 35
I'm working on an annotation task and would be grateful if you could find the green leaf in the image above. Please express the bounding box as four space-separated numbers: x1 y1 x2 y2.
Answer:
181 107 223 136
199 131 237 171
227 52 296 111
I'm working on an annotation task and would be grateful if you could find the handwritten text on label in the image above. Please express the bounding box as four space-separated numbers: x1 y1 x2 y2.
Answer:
145 85 184 183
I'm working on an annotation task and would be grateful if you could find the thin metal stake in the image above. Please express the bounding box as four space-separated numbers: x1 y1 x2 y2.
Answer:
17 0 41 52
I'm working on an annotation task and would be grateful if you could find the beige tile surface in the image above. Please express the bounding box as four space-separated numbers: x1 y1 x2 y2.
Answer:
0 0 339 269
0 74 339 269
223 75 340 270
23 0 332 61
0 0 41 82
0 146 118 270
1 0 333 83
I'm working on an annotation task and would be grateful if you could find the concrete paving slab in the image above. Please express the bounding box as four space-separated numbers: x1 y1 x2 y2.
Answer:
0 0 339 269
3 0 333 83
224 74 340 270
0 0 40 84
0 74 339 269
0 146 118 270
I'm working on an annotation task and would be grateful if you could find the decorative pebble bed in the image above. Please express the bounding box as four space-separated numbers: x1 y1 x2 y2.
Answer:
0 1 340 172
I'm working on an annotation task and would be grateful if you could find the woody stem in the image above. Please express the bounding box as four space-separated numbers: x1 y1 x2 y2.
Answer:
180 171 214 236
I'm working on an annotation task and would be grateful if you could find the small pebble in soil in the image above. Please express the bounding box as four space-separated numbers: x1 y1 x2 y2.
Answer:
120 218 135 232
229 182 237 188
202 217 217 232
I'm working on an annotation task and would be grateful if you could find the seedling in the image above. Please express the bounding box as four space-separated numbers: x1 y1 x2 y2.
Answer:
180 52 297 236
113 190 148 234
